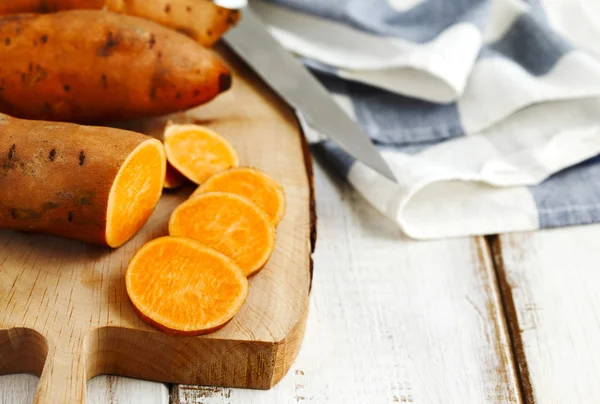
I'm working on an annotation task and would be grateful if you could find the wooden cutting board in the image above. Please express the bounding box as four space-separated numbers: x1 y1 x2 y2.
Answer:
0 46 315 404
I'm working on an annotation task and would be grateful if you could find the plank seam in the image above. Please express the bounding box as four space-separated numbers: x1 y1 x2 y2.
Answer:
168 383 179 404
486 235 535 404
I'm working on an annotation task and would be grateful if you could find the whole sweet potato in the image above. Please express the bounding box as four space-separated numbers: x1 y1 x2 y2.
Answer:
0 0 240 46
0 10 232 123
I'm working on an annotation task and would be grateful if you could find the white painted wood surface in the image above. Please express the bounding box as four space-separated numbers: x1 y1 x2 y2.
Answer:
86 377 169 404
0 375 168 404
495 228 600 403
172 162 520 403
0 375 37 404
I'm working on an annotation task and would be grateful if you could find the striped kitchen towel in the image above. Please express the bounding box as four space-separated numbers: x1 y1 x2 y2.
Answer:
251 0 600 239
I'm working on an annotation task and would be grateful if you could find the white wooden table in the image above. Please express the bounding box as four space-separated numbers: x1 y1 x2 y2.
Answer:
1 160 598 403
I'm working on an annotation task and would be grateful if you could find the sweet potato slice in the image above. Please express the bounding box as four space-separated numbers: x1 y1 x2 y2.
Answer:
0 114 165 247
192 167 286 225
164 124 238 184
169 192 275 277
0 0 240 47
126 236 248 335
164 163 188 190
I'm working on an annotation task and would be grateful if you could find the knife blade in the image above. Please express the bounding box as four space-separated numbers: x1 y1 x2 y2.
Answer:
223 7 397 182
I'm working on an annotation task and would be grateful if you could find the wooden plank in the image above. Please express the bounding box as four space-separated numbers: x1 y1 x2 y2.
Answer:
0 375 168 404
171 162 521 403
493 226 600 403
87 376 168 404
0 374 37 404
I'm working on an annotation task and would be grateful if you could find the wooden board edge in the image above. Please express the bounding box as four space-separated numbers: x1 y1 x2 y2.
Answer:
298 119 317 291
168 301 309 403
268 299 309 388
261 115 314 386
0 328 47 377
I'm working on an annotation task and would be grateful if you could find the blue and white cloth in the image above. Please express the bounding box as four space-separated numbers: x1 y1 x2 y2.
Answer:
252 0 600 239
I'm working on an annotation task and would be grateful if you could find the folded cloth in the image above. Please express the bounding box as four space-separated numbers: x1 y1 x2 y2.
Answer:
252 0 600 239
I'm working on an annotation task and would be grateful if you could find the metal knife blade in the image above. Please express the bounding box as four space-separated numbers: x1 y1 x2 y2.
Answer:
224 8 397 182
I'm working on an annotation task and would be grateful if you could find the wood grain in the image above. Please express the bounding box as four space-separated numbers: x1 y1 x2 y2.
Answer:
172 163 521 403
0 46 313 403
493 226 600 403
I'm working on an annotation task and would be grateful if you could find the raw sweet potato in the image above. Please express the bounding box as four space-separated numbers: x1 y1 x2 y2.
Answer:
163 162 188 189
0 0 240 46
163 124 238 184
169 192 275 276
126 236 248 335
192 167 286 225
0 114 166 247
0 10 231 123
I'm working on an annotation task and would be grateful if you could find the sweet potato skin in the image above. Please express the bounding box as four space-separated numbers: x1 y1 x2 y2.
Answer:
107 0 240 47
0 113 155 245
0 0 240 46
0 11 231 123
131 302 236 336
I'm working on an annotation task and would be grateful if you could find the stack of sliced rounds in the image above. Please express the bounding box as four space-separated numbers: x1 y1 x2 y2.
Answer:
127 125 286 336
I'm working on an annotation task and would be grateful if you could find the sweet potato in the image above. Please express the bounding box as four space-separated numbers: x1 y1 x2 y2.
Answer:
192 167 286 225
164 124 238 184
0 114 166 247
0 0 240 46
126 236 248 335
163 162 188 189
0 10 231 123
169 192 275 277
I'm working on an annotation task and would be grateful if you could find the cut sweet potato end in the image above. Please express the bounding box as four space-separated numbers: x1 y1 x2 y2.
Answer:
169 192 275 277
164 124 239 184
194 167 286 225
164 163 188 189
105 139 166 248
126 236 248 335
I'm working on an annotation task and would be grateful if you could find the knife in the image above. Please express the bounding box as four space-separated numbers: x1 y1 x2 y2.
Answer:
223 7 398 182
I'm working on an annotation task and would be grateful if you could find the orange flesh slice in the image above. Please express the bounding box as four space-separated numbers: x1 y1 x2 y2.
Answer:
193 167 286 225
164 124 238 184
105 139 166 248
169 192 275 277
164 163 187 189
126 236 248 335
